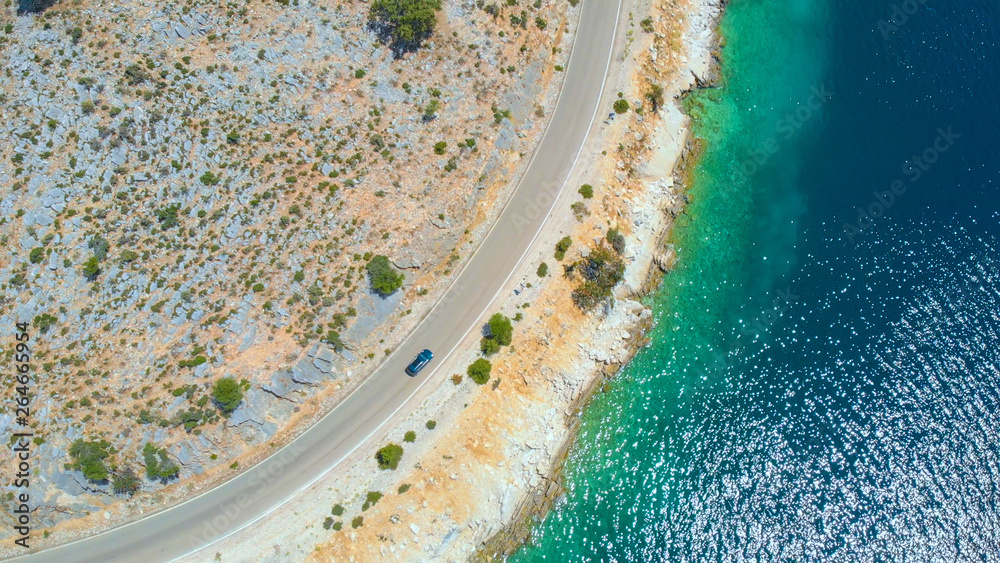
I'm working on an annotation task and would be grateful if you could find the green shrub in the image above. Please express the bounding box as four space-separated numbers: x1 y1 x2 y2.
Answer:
332 504 345 516
325 330 345 352
155 204 180 229
398 483 411 494
199 171 221 186
69 439 112 482
554 236 572 261
433 141 447 154
212 377 243 413
571 245 626 310
112 466 141 496
376 443 404 470
29 247 45 264
403 430 416 443
362 491 383 511
487 313 512 345
426 420 436 430
352 516 364 529
368 0 443 56
81 256 101 280
578 184 593 199
81 100 96 114
613 99 630 114
537 262 548 277
480 337 500 356
366 255 404 296
467 358 492 385
143 442 180 481
354 68 367 79
606 227 626 255
124 63 151 85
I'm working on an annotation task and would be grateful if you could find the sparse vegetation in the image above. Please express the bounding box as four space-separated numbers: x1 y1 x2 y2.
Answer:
571 245 626 310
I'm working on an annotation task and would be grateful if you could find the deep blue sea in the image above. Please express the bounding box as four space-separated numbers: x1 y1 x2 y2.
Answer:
512 0 1000 560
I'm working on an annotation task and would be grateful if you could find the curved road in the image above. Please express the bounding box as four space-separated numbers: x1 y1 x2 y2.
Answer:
18 1 622 560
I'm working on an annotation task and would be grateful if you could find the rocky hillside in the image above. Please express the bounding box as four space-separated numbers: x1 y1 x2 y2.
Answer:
0 0 575 533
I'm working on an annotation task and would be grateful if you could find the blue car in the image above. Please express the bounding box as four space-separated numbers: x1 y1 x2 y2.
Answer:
405 349 434 376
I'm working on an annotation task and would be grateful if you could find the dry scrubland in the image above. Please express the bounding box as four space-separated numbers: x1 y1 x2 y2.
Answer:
0 0 576 535
183 0 723 560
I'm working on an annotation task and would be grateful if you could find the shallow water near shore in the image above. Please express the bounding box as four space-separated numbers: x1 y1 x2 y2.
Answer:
512 0 1000 560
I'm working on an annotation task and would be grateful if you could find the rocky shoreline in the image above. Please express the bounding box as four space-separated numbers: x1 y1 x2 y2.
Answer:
471 0 724 558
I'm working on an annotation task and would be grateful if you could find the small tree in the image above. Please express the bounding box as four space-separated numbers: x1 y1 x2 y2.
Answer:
571 245 626 310
578 184 594 199
69 439 112 482
81 255 101 281
212 377 243 414
537 262 548 277
112 466 141 496
606 227 626 255
366 255 405 296
376 443 404 470
487 313 512 346
143 443 180 482
554 236 572 261
613 99 630 114
368 0 443 56
467 358 492 385
480 337 501 356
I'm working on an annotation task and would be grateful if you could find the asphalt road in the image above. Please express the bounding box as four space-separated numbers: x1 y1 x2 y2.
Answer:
17 1 622 560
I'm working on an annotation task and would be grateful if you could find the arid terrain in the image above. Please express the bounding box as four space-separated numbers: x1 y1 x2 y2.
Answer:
0 0 579 541
168 0 722 559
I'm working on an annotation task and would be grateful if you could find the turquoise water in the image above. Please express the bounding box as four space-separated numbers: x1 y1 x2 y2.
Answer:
512 0 1000 560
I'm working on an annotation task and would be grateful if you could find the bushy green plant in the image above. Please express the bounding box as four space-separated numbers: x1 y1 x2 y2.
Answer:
554 236 572 261
212 377 243 414
606 227 626 255
613 99 630 114
366 255 404 296
69 439 112 482
375 443 404 470
467 358 492 385
112 466 141 496
578 184 593 199
143 443 180 482
368 0 443 56
571 245 626 310
362 491 383 511
537 262 548 277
